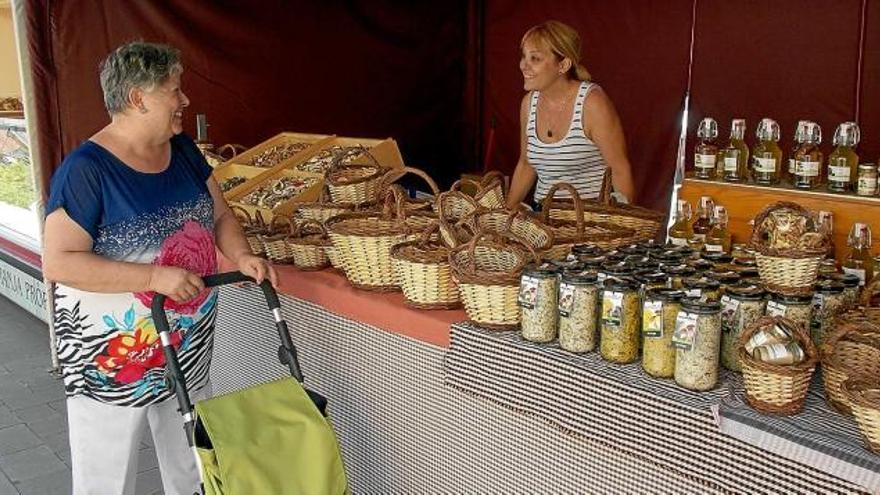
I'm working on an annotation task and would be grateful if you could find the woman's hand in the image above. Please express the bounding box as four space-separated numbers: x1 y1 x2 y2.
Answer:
148 265 206 302
237 254 279 287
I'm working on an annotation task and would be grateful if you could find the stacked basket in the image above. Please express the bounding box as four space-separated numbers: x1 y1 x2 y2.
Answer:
391 224 459 309
435 190 478 248
326 149 387 206
261 215 296 264
287 219 331 271
843 379 880 454
450 170 506 209
230 205 269 257
821 318 880 415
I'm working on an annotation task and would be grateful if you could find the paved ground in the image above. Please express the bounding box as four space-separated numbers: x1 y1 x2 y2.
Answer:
0 294 165 495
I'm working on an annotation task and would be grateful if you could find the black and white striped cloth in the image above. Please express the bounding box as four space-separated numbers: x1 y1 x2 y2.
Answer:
527 81 608 203
444 323 869 494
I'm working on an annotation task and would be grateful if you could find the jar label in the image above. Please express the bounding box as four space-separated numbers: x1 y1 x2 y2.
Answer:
672 312 699 351
842 267 867 286
788 158 796 174
669 236 689 247
796 160 820 177
858 177 878 196
755 157 776 173
518 275 539 309
602 291 624 328
695 153 717 169
720 295 740 334
829 165 850 181
558 283 576 317
685 288 703 299
692 233 707 243
766 300 786 317
705 243 724 253
642 300 664 338
723 157 739 172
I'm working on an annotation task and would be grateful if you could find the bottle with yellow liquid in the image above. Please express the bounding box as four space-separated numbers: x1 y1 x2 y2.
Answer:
751 118 782 185
721 119 749 182
786 120 808 185
793 122 823 190
843 223 875 286
668 200 694 247
817 210 835 259
691 196 714 247
694 118 719 179
705 205 732 254
827 122 860 193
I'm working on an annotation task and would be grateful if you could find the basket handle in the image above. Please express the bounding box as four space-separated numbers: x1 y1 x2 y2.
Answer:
217 143 247 161
292 218 326 238
598 168 613 205
269 214 294 235
539 182 585 236
823 317 880 356
252 210 269 232
381 166 441 197
229 204 254 227
416 223 441 247
450 177 482 195
480 170 508 196
380 185 408 224
736 315 816 358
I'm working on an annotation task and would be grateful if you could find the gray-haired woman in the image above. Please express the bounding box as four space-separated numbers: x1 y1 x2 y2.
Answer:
42 41 276 495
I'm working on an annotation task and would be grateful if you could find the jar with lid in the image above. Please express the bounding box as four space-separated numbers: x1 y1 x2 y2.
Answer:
673 299 723 391
827 122 860 193
751 118 783 185
636 271 670 297
707 271 741 295
694 118 720 179
720 285 767 371
721 119 749 182
857 163 878 197
519 263 560 343
619 244 648 257
765 292 813 331
820 272 861 310
639 239 665 254
642 289 684 377
626 256 659 272
600 278 642 364
731 244 750 260
701 251 733 266
599 261 635 284
558 270 600 353
604 250 627 264
792 121 823 190
688 258 714 273
653 250 685 267
665 264 697 289
682 277 722 302
572 244 603 259
810 281 846 347
579 255 606 271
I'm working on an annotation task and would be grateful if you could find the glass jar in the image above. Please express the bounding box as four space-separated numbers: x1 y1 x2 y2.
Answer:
626 255 659 272
642 289 684 378
636 271 670 296
579 255 607 271
599 261 635 284
682 277 722 302
665 264 698 289
688 258 715 273
765 292 813 331
820 272 861 310
604 250 627 264
558 270 600 353
707 271 741 295
720 285 767 371
731 244 750 260
639 239 665 255
701 251 733 266
810 281 846 347
600 278 642 364
519 263 560 343
572 244 603 259
674 299 723 391
552 259 584 272
653 250 686 267
619 244 648 257
857 163 878 197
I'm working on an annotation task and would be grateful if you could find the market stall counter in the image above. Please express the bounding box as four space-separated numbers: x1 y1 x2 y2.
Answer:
210 262 873 493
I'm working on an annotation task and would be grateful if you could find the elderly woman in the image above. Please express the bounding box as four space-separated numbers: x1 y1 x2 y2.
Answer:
42 42 276 495
506 20 636 208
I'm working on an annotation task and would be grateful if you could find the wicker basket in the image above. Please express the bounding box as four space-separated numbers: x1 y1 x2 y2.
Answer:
435 190 479 248
843 378 880 453
230 205 268 257
325 187 410 291
749 202 828 296
380 166 441 212
464 208 554 253
261 215 296 264
862 278 880 309
293 187 356 226
539 182 640 259
548 171 663 242
737 316 819 415
822 319 880 415
326 149 387 206
450 170 506 209
449 232 536 330
391 224 460 309
288 219 330 271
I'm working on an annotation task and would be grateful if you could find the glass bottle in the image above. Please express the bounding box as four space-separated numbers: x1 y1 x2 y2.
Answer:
786 120 809 185
694 118 719 179
751 118 782 185
857 163 879 197
668 200 693 247
817 210 834 259
721 119 749 182
691 196 715 247
705 205 732 254
843 223 875 286
827 122 860 193
792 122 823 190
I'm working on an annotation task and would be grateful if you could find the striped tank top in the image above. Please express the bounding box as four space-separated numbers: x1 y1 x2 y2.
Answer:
527 81 608 202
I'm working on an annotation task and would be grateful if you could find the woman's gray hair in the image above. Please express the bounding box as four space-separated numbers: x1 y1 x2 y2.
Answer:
99 41 183 115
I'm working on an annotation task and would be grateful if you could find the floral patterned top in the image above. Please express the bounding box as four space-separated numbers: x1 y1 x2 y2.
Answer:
47 134 217 407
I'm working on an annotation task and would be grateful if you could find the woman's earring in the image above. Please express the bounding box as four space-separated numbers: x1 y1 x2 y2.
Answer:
138 106 148 114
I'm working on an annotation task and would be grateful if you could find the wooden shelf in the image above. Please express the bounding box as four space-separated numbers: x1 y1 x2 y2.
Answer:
678 177 880 262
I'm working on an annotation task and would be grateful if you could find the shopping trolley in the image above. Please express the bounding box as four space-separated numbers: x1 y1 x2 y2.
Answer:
151 271 347 495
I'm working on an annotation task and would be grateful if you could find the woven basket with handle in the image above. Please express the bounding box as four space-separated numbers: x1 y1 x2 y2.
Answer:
230 205 268 257
261 215 296 264
737 316 818 415
450 170 506 209
843 378 880 454
821 318 880 415
288 219 330 271
391 224 460 309
326 148 387 205
435 190 478 248
380 166 441 212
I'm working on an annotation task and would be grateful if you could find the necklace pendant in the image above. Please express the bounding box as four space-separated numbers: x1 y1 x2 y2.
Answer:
547 129 553 138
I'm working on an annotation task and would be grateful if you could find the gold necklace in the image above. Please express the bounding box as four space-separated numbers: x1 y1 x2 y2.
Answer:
541 92 572 138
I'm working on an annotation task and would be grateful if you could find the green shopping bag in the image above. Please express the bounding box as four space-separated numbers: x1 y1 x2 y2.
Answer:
194 377 347 495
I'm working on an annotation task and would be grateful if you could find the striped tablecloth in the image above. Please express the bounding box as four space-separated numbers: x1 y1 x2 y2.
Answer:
718 377 880 493
444 322 868 494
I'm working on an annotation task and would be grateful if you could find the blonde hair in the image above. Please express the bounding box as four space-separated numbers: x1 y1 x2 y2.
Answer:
521 20 591 82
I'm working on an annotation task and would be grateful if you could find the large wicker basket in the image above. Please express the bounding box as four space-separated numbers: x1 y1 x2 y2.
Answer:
288 219 331 271
450 170 506 209
391 224 460 310
737 316 819 415
261 215 296 264
843 379 880 453
464 208 554 254
435 190 479 248
449 232 535 330
822 319 880 415
326 149 387 206
749 202 828 296
380 166 441 212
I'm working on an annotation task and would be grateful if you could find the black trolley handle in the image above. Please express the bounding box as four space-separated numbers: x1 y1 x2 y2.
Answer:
150 271 305 446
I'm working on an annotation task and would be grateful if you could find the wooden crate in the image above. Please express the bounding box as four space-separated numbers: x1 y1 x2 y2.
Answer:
224 132 334 170
679 176 880 262
228 169 324 219
212 163 267 199
290 136 404 174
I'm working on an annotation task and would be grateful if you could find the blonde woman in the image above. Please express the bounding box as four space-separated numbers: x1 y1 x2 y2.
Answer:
506 20 636 208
